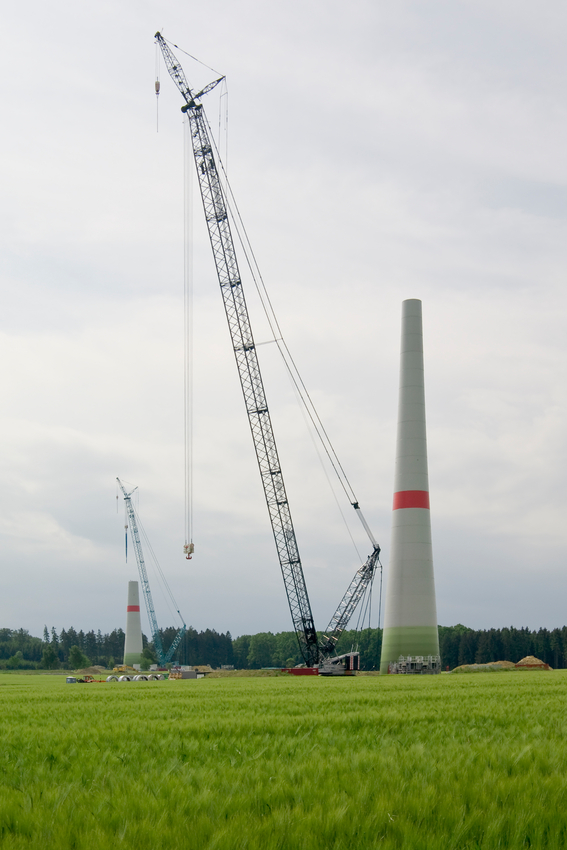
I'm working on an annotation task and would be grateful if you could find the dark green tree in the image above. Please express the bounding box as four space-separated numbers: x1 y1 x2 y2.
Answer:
41 644 59 669
233 635 251 668
247 633 276 668
68 646 90 670
273 632 301 668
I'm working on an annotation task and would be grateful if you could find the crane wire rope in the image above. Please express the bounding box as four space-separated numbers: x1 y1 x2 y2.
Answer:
202 114 364 518
287 366 363 563
351 566 376 655
183 117 194 556
377 560 383 629
155 42 160 131
359 558 384 632
217 78 229 189
160 37 378 559
360 558 384 632
161 35 223 77
182 79 228 560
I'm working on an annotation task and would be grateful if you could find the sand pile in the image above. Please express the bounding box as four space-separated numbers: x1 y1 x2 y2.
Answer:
451 660 515 673
451 657 552 673
515 656 551 669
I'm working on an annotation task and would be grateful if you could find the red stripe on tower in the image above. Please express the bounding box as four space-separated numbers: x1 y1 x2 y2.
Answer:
127 605 140 612
393 490 430 510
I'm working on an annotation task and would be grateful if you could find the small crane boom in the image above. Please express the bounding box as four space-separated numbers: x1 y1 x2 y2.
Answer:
319 547 380 657
117 477 186 666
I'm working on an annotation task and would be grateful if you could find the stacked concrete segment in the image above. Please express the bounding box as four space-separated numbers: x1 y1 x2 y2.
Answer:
123 580 144 667
380 299 439 673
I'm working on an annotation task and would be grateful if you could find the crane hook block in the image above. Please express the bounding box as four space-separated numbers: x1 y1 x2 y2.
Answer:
155 80 160 95
183 543 195 560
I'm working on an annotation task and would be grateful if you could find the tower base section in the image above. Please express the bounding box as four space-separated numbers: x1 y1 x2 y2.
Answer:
388 655 441 674
380 625 439 673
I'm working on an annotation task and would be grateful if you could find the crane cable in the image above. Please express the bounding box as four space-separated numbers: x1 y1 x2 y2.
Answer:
161 35 223 77
217 78 229 192
155 42 161 132
203 119 360 510
180 81 228 562
160 38 374 557
213 131 385 622
183 117 194 560
288 370 364 563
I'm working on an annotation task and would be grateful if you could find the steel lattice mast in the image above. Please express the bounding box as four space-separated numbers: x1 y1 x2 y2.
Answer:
117 478 187 666
155 33 319 666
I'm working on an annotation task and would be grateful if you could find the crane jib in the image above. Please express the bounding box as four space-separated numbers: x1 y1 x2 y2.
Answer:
179 72 318 667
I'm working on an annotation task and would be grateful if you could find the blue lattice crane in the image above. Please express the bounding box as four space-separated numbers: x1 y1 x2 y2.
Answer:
117 477 186 666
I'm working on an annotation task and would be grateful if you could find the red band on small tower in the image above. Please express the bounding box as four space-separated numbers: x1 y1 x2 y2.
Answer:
393 490 430 510
126 605 140 612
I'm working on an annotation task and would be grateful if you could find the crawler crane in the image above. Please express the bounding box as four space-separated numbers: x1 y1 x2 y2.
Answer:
155 34 380 673
117 478 186 667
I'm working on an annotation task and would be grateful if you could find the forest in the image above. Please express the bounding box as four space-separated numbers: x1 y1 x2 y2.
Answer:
2 623 567 670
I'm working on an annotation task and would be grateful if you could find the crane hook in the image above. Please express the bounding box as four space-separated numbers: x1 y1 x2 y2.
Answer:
183 542 194 560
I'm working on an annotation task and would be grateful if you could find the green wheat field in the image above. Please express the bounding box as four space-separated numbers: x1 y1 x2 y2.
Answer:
1 671 566 849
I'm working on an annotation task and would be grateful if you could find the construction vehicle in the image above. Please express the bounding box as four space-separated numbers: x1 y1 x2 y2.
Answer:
155 34 380 674
66 675 103 684
117 478 187 667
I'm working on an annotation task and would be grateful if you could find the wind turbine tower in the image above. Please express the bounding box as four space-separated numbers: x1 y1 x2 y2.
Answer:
123 580 144 668
380 299 440 674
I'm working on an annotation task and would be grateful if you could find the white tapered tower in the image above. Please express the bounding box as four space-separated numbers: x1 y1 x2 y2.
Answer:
123 580 144 667
380 299 440 673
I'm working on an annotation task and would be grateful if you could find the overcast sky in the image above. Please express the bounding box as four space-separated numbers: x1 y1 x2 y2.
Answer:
1 1 566 641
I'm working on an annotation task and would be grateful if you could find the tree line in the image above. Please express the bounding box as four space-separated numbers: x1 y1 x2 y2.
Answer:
0 626 135 670
438 624 567 671
2 624 567 670
0 625 235 670
236 625 567 671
